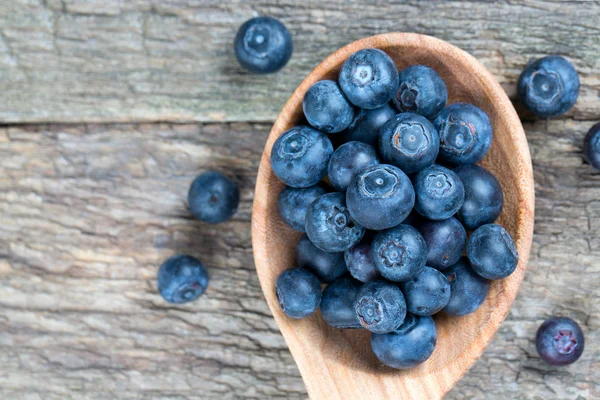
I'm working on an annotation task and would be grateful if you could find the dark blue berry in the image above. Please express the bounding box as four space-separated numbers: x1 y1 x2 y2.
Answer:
339 48 399 109
188 171 239 224
371 224 427 282
305 192 365 252
271 126 333 188
371 313 437 369
400 267 451 316
379 112 440 174
353 280 406 334
277 184 328 231
454 164 503 230
467 224 518 280
518 56 579 118
583 122 600 170
328 141 379 192
157 255 209 304
234 17 292 74
276 268 321 319
343 103 397 146
344 243 381 283
434 103 493 166
413 164 464 220
346 164 415 230
443 258 489 316
296 234 347 283
393 65 448 120
418 217 466 270
536 317 584 366
303 80 354 134
320 276 363 329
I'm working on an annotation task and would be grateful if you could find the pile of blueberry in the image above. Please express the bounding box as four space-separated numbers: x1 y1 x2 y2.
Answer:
271 46 521 369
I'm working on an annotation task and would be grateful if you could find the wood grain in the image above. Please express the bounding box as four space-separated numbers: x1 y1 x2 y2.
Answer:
252 33 534 399
0 0 599 123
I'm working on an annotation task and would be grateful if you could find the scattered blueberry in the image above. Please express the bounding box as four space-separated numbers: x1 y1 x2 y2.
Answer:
328 141 379 192
303 80 354 134
418 217 466 270
157 255 209 304
371 224 427 282
271 126 333 188
320 276 363 329
343 103 397 146
296 234 347 283
393 65 448 119
353 280 407 334
518 55 579 118
467 224 519 280
339 48 399 109
305 192 365 252
344 243 381 283
346 164 415 230
379 112 440 174
234 16 293 74
277 183 327 232
188 171 240 224
413 164 464 220
276 267 321 319
371 313 437 369
536 317 584 366
443 258 490 316
583 122 600 170
434 103 493 166
401 267 451 316
454 164 504 230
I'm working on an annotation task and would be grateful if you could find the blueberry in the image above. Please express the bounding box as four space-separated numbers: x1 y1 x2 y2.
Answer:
353 280 406 334
339 48 399 109
372 224 427 282
303 80 354 134
518 56 579 118
418 217 466 270
188 171 240 224
157 255 209 304
277 183 328 232
320 276 363 329
583 122 600 170
443 258 490 316
454 164 503 230
328 141 379 192
434 103 493 166
393 65 448 119
276 267 321 319
400 267 451 316
346 164 415 230
413 164 464 220
536 317 584 366
379 112 440 174
271 126 333 188
344 243 381 283
305 192 365 252
343 103 397 146
234 16 292 74
371 313 437 369
467 224 518 280
296 234 347 283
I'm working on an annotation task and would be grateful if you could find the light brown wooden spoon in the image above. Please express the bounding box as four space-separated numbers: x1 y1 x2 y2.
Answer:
252 33 534 399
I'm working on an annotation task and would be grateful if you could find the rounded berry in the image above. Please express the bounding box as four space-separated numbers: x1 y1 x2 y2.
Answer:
328 141 379 192
296 234 347 283
467 224 519 280
454 164 504 230
371 225 427 282
583 122 600 170
343 104 397 146
303 80 354 134
158 255 209 304
414 164 464 220
320 276 363 329
276 268 321 319
536 317 584 366
344 243 381 283
188 171 239 224
443 258 490 316
277 184 327 232
418 217 466 270
401 267 451 316
393 65 448 119
353 280 406 334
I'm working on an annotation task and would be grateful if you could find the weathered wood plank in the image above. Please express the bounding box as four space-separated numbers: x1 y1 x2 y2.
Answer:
0 121 598 399
1 0 599 123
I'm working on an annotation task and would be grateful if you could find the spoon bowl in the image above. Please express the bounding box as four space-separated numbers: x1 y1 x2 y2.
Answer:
252 33 534 399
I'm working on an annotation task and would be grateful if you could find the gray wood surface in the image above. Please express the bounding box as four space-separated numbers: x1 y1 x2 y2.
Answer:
1 1 600 399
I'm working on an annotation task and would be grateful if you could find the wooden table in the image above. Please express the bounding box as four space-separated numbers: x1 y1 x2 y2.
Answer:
0 1 598 399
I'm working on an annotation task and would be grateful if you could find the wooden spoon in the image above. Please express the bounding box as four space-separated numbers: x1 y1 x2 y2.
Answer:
252 33 534 399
